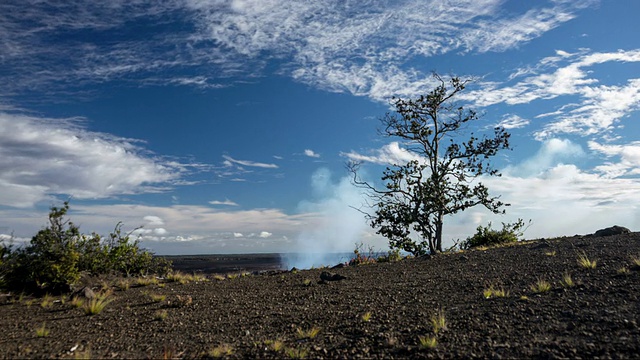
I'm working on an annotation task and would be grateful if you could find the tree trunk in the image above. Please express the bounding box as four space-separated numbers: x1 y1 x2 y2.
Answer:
434 213 444 253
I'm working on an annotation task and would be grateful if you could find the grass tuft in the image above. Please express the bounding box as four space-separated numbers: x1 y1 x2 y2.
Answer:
631 256 640 269
545 250 556 256
35 323 49 337
577 252 597 269
154 310 168 321
284 347 308 359
560 272 575 287
40 293 54 308
207 344 234 358
483 285 509 299
296 326 320 339
617 266 630 275
418 335 437 349
430 309 447 334
530 278 552 293
149 293 166 303
83 292 113 315
264 340 284 352
361 311 372 322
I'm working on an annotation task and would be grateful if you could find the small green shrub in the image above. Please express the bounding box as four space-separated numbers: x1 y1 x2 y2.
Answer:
377 249 402 263
0 202 172 294
349 242 377 266
460 219 528 250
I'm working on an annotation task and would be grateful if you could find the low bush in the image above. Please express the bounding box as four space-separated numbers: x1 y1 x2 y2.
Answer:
0 202 172 294
460 219 528 250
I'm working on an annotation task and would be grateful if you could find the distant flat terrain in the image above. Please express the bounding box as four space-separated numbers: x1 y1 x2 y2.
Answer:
162 253 285 275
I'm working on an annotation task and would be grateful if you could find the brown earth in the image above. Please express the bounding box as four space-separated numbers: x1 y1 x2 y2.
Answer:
1 233 639 359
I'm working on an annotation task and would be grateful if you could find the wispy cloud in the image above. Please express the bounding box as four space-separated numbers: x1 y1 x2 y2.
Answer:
0 0 596 102
222 155 278 169
304 149 320 158
497 114 530 129
467 49 640 139
341 142 423 166
209 199 239 206
0 112 193 207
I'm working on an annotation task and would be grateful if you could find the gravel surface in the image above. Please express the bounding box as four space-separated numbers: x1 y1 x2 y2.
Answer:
1 234 639 359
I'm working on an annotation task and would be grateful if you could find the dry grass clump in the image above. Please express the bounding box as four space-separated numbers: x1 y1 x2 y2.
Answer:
40 293 55 308
35 323 49 337
560 272 576 287
154 310 168 321
419 335 437 349
430 309 447 334
166 271 207 284
264 340 284 352
530 278 552 293
207 344 234 358
361 311 372 322
83 291 113 315
577 252 597 269
296 326 320 339
483 285 509 299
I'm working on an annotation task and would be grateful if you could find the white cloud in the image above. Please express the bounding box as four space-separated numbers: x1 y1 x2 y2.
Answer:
222 155 278 169
0 112 189 207
144 215 165 226
468 49 640 139
258 231 272 238
0 1 596 102
589 140 640 178
209 199 239 206
341 142 423 166
233 232 244 238
304 149 320 158
497 114 530 129
504 138 584 177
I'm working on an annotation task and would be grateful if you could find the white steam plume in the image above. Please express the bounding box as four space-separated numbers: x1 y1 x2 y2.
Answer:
281 168 369 269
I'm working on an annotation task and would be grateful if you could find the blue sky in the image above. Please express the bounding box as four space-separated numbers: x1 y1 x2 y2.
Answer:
1 0 640 256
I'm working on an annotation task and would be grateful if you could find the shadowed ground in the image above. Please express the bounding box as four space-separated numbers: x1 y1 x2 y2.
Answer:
1 233 639 358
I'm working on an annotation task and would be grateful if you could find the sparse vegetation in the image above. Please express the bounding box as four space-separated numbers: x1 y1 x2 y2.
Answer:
577 252 597 269
483 285 509 299
561 272 575 287
631 256 640 269
419 335 437 349
430 309 447 334
83 292 113 315
154 310 168 321
545 250 556 256
296 326 320 339
617 266 630 275
35 323 49 337
0 202 171 293
530 278 552 293
207 344 234 358
70 296 84 308
377 249 403 263
303 279 312 286
461 219 528 250
264 340 284 352
284 347 308 359
361 311 372 322
349 242 377 266
149 293 166 303
40 293 54 308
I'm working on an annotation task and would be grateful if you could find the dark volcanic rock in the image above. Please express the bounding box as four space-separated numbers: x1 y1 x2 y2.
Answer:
319 271 347 282
593 225 631 237
2 234 640 359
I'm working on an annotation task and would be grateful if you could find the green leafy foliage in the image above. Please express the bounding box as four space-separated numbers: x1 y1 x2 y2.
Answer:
460 219 527 250
0 202 172 293
350 74 511 255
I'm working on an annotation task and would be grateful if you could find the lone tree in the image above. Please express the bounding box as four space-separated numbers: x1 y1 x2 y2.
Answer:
349 74 511 255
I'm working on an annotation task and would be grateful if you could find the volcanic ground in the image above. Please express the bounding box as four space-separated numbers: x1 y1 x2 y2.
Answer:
1 233 639 359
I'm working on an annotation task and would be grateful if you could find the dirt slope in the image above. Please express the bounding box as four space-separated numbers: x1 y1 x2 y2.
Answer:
1 234 639 359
